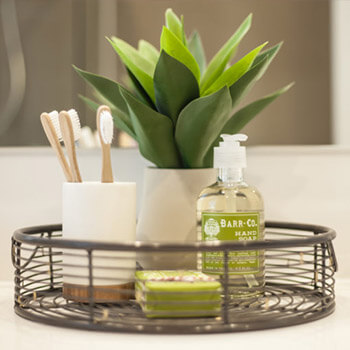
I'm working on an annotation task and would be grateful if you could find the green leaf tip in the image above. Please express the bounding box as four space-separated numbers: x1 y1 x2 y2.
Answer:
202 41 268 96
252 41 283 70
200 13 253 94
107 36 156 97
181 14 187 46
138 39 159 65
165 8 186 46
160 26 200 82
281 81 295 92
188 30 207 76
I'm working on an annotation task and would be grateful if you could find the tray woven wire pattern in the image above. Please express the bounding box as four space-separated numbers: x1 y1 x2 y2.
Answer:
12 222 337 334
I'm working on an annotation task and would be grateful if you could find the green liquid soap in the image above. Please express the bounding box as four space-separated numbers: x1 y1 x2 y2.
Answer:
197 134 265 298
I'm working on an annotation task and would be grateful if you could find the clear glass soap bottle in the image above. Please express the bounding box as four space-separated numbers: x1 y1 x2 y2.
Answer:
197 134 265 298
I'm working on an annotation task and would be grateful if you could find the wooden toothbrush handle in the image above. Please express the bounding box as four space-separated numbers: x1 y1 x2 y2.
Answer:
101 144 113 183
40 113 73 182
59 112 82 183
97 105 114 183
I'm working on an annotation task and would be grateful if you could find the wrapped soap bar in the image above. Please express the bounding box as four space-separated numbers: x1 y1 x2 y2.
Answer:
135 270 222 318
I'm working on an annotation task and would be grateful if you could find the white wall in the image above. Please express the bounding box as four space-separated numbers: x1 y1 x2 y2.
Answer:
0 146 349 281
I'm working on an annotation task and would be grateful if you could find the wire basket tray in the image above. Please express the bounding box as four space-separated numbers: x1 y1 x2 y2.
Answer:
12 221 337 334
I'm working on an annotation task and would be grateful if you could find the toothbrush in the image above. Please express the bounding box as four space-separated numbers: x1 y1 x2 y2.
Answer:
40 111 73 182
59 109 82 183
96 105 114 183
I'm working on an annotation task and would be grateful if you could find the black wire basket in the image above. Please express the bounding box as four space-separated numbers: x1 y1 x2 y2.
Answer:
12 221 337 334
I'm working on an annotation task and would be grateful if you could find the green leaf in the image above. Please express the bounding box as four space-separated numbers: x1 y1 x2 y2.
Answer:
180 15 187 47
109 36 155 76
79 95 136 139
200 13 252 94
73 65 135 136
188 31 207 76
202 83 294 167
225 83 294 133
126 68 156 109
229 42 283 108
108 37 155 101
138 39 159 66
202 42 267 96
165 8 185 45
253 41 283 71
175 87 232 168
79 94 99 112
120 87 182 168
160 26 200 82
153 51 199 124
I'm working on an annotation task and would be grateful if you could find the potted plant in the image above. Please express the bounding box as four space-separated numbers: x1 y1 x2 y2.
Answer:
74 9 292 267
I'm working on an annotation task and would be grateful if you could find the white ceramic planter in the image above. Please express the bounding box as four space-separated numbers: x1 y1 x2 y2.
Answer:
62 181 136 301
137 167 216 269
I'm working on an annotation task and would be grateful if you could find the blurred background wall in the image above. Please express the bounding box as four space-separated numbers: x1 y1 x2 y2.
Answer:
0 0 339 146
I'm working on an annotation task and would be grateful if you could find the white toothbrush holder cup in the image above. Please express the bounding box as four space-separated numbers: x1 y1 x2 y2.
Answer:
62 182 136 303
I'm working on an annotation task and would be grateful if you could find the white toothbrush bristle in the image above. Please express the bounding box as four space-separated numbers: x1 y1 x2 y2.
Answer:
48 110 61 140
100 110 114 144
67 109 81 141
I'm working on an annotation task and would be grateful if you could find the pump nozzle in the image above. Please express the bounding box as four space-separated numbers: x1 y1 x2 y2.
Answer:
221 134 248 143
214 133 248 169
219 133 248 148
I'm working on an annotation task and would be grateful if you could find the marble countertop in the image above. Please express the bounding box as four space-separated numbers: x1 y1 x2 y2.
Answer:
0 279 349 350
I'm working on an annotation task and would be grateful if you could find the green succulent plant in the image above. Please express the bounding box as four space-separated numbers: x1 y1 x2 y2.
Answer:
74 9 293 168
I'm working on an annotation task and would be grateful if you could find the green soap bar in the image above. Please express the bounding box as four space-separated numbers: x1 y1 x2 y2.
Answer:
135 270 222 318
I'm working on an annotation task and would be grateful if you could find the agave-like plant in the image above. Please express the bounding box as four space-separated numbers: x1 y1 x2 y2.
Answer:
74 9 293 168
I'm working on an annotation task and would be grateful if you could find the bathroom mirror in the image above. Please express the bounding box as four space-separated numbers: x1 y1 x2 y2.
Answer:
0 0 347 147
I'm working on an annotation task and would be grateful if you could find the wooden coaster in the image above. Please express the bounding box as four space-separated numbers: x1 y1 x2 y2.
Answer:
63 282 134 303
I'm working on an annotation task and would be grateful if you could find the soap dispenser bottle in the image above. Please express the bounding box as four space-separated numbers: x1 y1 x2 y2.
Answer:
197 134 265 297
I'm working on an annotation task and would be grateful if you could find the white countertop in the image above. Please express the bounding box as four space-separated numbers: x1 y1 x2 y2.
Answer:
0 280 349 350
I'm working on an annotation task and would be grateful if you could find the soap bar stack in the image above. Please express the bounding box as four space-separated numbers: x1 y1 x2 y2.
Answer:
135 270 222 318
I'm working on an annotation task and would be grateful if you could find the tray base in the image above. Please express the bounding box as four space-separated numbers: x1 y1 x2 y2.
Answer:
14 284 335 334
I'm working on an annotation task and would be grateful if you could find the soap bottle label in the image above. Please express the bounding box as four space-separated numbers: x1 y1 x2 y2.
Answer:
201 212 260 274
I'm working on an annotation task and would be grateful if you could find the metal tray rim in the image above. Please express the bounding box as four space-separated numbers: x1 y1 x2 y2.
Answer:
12 221 336 252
